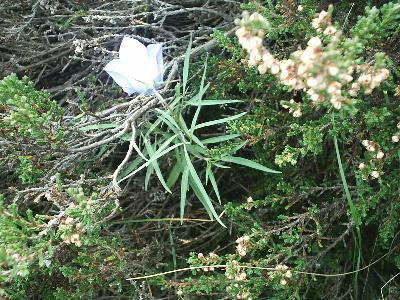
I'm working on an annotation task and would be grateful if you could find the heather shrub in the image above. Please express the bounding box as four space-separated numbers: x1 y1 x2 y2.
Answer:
165 2 400 299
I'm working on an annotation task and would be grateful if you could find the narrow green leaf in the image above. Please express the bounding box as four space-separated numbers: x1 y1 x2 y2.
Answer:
221 156 281 174
200 55 208 94
190 98 203 134
195 112 247 130
178 112 205 148
175 82 181 99
118 143 183 182
182 34 192 94
180 166 189 223
186 144 207 156
145 118 162 137
167 162 182 189
189 178 214 217
144 161 154 190
119 155 144 180
202 134 241 144
229 141 248 155
188 100 243 106
183 147 225 227
155 109 181 134
208 168 221 204
189 57 208 133
213 162 231 169
144 139 172 193
155 133 179 155
333 135 360 226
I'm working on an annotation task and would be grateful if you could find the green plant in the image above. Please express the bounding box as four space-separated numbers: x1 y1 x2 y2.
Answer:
0 74 64 146
0 74 65 184
1 188 126 299
116 38 281 226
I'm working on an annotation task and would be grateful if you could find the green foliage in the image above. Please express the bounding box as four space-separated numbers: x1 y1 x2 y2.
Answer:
0 187 128 299
351 2 400 47
172 1 400 299
17 156 44 184
0 74 65 184
117 41 280 226
0 74 64 146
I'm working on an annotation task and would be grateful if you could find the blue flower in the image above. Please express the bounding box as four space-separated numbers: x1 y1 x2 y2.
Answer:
104 37 163 95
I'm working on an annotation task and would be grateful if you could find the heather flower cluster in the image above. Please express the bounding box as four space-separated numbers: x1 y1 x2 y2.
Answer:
269 264 292 286
235 8 390 112
392 122 400 143
236 235 250 257
59 215 83 247
358 140 386 180
225 260 252 300
197 252 220 272
244 196 254 210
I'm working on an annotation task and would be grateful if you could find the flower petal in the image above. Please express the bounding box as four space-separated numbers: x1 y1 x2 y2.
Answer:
104 59 136 95
104 59 153 95
147 43 164 86
118 37 158 87
119 37 148 62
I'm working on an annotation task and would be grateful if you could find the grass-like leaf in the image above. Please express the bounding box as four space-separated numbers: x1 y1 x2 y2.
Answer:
183 146 225 227
221 156 281 174
182 34 192 94
118 143 183 182
201 134 241 144
207 167 221 204
167 162 182 189
144 139 172 193
194 112 247 130
180 166 189 223
188 100 243 106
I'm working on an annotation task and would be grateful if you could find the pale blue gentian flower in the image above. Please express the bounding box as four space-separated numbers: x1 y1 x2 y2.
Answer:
104 37 163 95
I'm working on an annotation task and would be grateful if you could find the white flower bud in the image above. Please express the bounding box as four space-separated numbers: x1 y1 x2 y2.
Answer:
293 109 302 118
371 171 380 179
328 65 339 76
307 37 322 49
376 151 384 159
269 63 279 74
